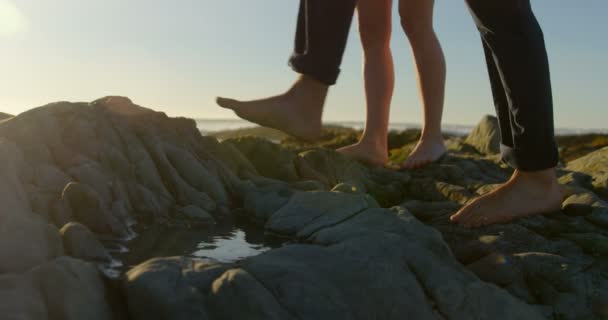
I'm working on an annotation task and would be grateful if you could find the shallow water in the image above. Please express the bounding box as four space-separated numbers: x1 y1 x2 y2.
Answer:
193 229 269 263
104 219 281 276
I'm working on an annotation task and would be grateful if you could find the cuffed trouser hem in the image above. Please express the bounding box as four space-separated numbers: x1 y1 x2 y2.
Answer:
500 143 559 172
289 55 340 86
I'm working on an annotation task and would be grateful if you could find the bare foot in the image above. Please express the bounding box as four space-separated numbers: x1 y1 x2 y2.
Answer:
401 138 447 169
216 75 327 141
338 140 388 167
450 169 564 227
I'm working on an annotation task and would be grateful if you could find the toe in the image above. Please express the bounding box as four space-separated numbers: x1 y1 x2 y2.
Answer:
215 97 238 109
450 207 469 223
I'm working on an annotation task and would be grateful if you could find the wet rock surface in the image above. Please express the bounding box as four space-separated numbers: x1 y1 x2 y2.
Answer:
1 97 607 319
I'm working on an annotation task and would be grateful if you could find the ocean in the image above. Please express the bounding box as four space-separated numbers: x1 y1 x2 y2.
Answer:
196 119 607 136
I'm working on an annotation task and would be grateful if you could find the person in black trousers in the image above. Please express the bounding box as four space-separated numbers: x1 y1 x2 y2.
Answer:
217 1 357 141
217 0 563 227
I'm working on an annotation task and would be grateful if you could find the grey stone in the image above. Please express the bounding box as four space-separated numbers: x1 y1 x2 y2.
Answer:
176 205 216 224
464 115 501 155
567 146 608 199
34 257 114 320
227 137 299 182
62 182 129 237
0 139 32 217
0 272 47 320
0 216 64 273
0 112 13 121
265 191 377 236
207 268 296 320
295 148 370 192
124 257 229 320
0 257 113 320
60 222 111 262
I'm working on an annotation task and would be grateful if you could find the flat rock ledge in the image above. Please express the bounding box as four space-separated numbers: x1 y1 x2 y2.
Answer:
1 97 607 320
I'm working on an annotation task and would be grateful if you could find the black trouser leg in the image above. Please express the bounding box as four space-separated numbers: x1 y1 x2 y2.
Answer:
289 0 358 86
466 0 559 171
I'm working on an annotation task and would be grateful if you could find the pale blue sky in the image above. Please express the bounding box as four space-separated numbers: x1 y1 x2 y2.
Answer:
1 1 606 128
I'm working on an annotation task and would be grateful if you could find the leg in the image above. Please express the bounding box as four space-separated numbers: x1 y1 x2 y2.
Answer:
216 0 358 141
450 0 562 227
338 0 394 166
398 0 447 169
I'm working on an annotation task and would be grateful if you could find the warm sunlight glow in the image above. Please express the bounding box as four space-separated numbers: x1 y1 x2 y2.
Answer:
0 0 27 37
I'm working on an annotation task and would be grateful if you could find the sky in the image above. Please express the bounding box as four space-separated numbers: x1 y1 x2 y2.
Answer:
0 0 606 128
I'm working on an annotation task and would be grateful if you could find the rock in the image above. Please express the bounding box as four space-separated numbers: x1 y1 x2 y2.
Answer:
62 182 129 237
126 204 544 320
557 133 608 163
295 148 370 192
330 182 361 194
281 126 361 151
265 191 377 237
561 233 608 256
401 200 460 222
4 97 608 320
210 125 288 142
567 146 608 199
466 253 522 286
464 115 501 155
242 185 292 223
60 222 111 262
33 164 72 194
0 139 32 216
0 272 47 319
124 257 229 320
35 257 114 320
0 257 114 320
67 162 114 205
208 268 297 320
291 180 327 191
562 192 606 216
176 205 216 224
587 207 608 228
227 137 299 182
0 112 13 121
0 216 64 273
164 144 229 204
240 242 439 320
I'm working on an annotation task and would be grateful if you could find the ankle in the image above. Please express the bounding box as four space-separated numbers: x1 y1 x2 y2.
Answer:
358 135 387 151
419 132 444 145
292 75 329 95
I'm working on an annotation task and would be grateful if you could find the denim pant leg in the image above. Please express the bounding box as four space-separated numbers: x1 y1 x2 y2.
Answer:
466 0 559 171
288 0 358 86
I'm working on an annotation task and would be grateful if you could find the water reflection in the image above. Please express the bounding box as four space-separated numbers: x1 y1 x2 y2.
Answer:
111 219 281 272
194 230 269 263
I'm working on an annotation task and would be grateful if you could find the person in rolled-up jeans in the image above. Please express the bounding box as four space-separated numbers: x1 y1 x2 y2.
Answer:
217 0 563 227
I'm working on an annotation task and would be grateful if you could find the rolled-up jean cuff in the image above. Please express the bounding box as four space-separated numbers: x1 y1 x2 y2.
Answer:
289 54 340 86
500 143 559 171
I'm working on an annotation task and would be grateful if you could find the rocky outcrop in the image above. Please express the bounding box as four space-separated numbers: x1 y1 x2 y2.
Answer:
125 194 545 320
0 257 114 320
0 97 238 319
464 115 501 155
567 146 608 199
0 112 13 121
60 222 112 263
2 97 608 320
